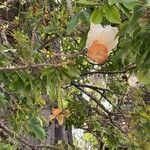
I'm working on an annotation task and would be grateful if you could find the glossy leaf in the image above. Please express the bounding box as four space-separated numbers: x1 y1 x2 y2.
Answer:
103 4 121 24
90 6 103 24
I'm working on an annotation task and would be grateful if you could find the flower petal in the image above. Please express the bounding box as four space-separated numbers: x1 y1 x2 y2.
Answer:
86 23 118 51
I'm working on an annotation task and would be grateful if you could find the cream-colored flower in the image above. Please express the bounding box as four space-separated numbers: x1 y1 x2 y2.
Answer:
86 23 118 64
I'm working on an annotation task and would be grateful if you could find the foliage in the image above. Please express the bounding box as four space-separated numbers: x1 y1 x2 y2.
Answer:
0 0 150 149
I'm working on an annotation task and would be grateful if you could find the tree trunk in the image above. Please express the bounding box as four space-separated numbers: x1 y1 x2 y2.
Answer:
44 38 70 145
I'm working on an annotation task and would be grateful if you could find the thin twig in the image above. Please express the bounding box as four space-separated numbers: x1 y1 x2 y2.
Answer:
72 82 127 121
107 113 127 135
81 64 136 76
71 81 113 115
0 60 74 72
73 82 123 95
71 82 129 136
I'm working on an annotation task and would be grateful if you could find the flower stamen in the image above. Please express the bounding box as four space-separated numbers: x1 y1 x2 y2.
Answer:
87 40 108 64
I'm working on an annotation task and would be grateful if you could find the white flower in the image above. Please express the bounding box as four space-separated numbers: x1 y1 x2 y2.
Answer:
86 23 118 51
86 23 118 64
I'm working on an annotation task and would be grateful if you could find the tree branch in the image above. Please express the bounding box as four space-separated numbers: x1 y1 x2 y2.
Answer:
71 82 129 135
71 81 113 115
72 82 127 120
72 82 123 95
81 64 136 76
0 60 73 72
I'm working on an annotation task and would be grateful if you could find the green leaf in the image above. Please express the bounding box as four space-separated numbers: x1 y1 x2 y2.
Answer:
129 5 144 25
103 4 121 24
76 0 99 5
50 79 57 100
80 9 91 23
46 76 57 100
29 117 43 126
139 112 150 120
60 67 80 80
90 6 103 24
123 1 140 10
60 68 72 80
30 125 46 141
0 143 16 150
67 67 80 78
136 49 149 67
66 14 80 34
10 75 25 93
42 26 57 34
108 0 140 10
46 69 60 100
35 92 46 106
41 67 55 78
137 69 150 85
126 5 144 37
29 117 45 141
0 93 8 108
108 0 119 5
